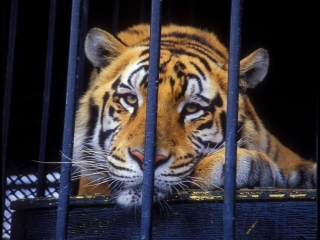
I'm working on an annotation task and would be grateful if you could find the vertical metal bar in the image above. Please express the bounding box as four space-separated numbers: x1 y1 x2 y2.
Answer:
112 0 120 35
223 0 242 239
140 0 162 239
37 0 57 198
2 0 18 228
55 0 82 239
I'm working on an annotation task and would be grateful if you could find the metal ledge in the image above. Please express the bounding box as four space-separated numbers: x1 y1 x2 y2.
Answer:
10 189 317 240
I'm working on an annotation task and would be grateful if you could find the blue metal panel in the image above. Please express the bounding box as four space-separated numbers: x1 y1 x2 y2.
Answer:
140 0 162 239
223 0 243 239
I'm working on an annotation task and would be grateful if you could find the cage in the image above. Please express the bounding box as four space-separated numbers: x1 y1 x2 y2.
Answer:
2 0 317 239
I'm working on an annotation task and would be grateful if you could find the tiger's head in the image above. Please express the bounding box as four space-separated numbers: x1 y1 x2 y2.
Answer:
73 24 269 208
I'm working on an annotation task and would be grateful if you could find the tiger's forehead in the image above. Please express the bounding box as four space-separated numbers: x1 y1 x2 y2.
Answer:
117 50 225 102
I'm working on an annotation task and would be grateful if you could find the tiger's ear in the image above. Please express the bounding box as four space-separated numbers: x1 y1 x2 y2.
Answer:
85 28 126 68
239 48 269 89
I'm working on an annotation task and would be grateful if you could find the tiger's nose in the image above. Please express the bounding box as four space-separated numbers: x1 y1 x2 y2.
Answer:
131 151 167 162
131 150 168 169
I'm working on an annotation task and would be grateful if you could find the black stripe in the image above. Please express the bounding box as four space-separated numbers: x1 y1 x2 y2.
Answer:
170 77 175 92
101 92 110 125
220 111 226 137
176 77 188 101
202 93 223 115
110 146 117 154
212 93 223 108
170 158 194 169
164 46 212 73
195 94 210 103
139 74 148 88
108 106 115 117
108 171 131 179
108 161 133 173
197 120 213 130
128 65 148 88
163 168 193 177
86 98 99 137
137 57 149 65
131 32 227 63
111 77 121 90
114 35 128 47
119 83 131 90
173 61 186 78
190 61 205 79
99 127 118 149
159 54 172 73
195 136 220 149
161 32 227 60
139 48 149 57
189 135 202 150
187 74 203 92
161 41 224 71
111 154 126 162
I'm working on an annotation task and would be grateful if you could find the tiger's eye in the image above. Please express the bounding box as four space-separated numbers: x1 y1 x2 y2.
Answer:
185 103 198 113
126 94 138 105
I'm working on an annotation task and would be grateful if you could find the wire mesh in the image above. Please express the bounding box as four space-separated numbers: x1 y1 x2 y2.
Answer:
3 172 60 239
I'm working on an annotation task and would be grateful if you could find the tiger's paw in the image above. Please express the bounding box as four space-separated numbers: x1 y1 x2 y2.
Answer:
286 161 317 189
192 148 286 190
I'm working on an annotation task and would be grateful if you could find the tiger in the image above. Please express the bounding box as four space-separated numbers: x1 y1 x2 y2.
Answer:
73 24 317 208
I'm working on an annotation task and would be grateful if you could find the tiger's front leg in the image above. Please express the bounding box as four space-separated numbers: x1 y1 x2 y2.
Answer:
193 148 286 190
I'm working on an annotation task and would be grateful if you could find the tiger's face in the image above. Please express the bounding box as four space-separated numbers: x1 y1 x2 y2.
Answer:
74 24 269 208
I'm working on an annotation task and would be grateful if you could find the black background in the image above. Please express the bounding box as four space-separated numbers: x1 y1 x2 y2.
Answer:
1 0 318 175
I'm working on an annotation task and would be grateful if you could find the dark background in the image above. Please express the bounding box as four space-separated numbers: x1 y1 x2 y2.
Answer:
1 0 318 175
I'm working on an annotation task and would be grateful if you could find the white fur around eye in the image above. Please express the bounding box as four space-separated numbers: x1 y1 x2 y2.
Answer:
185 110 204 122
120 98 135 113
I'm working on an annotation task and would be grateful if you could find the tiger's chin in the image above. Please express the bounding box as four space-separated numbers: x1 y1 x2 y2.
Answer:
114 185 169 208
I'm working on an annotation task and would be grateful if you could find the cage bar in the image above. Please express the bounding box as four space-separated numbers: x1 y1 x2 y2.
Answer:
55 0 82 239
2 0 18 229
223 0 243 239
37 0 57 198
140 0 162 239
